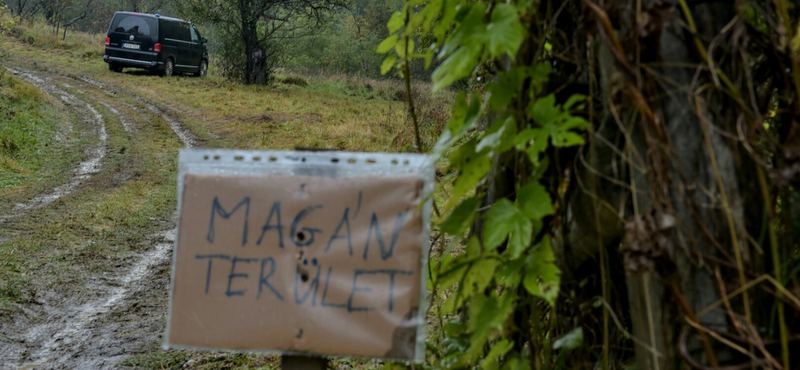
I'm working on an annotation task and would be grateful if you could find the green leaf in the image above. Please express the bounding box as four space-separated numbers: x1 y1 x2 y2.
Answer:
532 158 549 181
438 237 494 285
420 1 443 34
562 115 590 130
395 38 415 57
525 130 548 165
388 11 404 33
523 237 561 306
516 182 554 220
434 0 459 39
563 94 587 110
552 131 585 147
424 48 435 69
553 327 584 351
488 67 531 110
506 212 533 259
488 81 515 110
445 140 492 213
377 34 398 54
445 92 468 132
513 128 538 150
477 116 515 153
432 93 484 160
380 55 397 75
486 4 524 58
441 256 499 313
465 235 482 259
432 43 481 91
438 3 486 56
480 340 514 370
464 258 498 296
443 320 465 337
483 199 516 251
495 257 525 287
530 94 559 125
501 352 531 370
440 196 478 235
466 293 514 360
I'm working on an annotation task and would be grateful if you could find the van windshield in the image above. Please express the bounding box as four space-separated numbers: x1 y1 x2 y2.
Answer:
110 14 157 36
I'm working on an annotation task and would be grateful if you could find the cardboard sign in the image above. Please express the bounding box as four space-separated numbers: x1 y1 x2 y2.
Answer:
165 150 432 361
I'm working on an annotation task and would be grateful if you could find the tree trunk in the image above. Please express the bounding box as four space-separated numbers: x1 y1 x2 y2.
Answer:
566 1 751 368
622 1 746 368
241 16 268 85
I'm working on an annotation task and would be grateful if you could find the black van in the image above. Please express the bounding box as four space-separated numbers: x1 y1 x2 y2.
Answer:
103 12 208 77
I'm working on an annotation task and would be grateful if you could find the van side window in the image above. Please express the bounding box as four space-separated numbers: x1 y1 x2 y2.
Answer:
190 26 199 43
177 22 191 42
160 20 169 38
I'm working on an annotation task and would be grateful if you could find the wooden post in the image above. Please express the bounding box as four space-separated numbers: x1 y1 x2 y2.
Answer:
281 146 332 370
281 355 327 370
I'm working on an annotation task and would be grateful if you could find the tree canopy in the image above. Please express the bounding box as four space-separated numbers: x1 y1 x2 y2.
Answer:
178 0 347 84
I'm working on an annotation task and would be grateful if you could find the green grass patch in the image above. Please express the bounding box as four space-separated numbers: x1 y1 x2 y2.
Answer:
0 73 63 188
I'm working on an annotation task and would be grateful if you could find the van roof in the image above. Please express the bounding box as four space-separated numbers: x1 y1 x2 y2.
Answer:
113 11 188 24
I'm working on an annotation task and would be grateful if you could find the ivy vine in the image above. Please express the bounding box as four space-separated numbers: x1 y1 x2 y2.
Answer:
380 1 589 368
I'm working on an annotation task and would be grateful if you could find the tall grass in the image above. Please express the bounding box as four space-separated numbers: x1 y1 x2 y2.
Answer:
0 73 63 189
1 12 104 59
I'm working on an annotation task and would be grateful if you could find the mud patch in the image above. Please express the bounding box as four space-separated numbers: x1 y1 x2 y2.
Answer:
18 231 174 369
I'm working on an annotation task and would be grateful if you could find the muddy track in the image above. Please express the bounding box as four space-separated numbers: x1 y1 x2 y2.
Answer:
1 68 107 225
38 65 196 148
0 65 196 369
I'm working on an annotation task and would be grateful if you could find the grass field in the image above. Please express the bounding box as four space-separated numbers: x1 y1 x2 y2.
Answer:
0 12 452 369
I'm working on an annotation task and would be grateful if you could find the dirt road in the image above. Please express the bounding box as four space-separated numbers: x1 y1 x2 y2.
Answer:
1 62 197 369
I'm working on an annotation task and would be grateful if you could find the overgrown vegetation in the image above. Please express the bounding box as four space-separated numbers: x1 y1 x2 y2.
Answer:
383 0 800 369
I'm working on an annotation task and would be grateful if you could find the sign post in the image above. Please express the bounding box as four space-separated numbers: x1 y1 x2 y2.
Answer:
164 149 433 363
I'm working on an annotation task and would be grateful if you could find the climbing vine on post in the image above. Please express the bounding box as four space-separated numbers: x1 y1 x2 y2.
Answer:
380 1 589 368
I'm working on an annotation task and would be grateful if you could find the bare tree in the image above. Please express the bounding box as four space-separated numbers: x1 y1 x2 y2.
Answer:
5 0 42 18
59 0 98 40
121 0 168 14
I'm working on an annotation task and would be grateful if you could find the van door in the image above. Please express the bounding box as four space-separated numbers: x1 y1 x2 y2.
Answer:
188 26 202 70
174 22 194 72
161 20 190 71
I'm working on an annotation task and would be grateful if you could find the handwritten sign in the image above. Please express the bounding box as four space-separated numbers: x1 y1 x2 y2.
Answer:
165 151 430 361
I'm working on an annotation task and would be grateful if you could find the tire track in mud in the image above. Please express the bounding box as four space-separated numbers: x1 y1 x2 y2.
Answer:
23 231 175 369
49 68 196 148
1 65 197 368
1 68 107 225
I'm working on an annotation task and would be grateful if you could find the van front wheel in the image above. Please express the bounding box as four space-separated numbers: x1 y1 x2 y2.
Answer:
161 58 174 77
193 60 207 77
